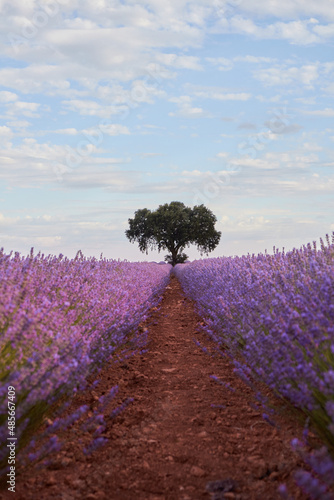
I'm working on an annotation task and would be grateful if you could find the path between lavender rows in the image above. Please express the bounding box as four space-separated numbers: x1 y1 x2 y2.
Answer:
1 275 308 500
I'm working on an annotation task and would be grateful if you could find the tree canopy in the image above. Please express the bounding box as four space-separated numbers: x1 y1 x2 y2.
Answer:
125 201 221 266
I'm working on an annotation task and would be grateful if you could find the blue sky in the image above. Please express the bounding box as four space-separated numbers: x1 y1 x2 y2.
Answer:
0 0 334 261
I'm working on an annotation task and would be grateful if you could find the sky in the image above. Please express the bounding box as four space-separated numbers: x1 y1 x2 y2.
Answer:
0 0 334 262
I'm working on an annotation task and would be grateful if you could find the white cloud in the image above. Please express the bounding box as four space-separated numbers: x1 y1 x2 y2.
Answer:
0 66 71 95
255 64 319 88
267 20 321 45
0 91 18 102
169 95 192 105
0 212 20 226
178 151 334 207
303 142 323 152
182 169 205 177
0 126 13 147
0 125 13 139
230 157 280 170
0 97 42 118
237 0 334 21
235 216 271 230
214 16 326 45
10 101 41 117
294 96 317 105
53 128 79 135
313 23 334 37
49 124 130 138
234 55 275 64
83 124 130 137
97 124 130 136
169 105 210 119
302 108 334 117
0 8 199 98
183 84 251 103
60 78 166 117
156 53 202 70
193 90 251 101
60 98 128 119
169 94 212 118
206 57 234 71
0 138 135 190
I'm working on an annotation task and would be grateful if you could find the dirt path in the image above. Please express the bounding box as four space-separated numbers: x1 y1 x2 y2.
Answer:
1 275 308 500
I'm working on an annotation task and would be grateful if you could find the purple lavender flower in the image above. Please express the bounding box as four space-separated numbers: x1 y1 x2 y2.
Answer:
0 251 172 473
174 233 334 497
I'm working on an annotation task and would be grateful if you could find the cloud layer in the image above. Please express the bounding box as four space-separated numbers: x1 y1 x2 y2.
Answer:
0 0 333 259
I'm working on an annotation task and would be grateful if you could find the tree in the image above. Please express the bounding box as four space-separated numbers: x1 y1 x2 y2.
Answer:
125 201 221 266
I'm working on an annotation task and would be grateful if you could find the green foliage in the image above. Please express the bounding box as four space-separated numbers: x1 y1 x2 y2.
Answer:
125 201 221 266
164 252 188 266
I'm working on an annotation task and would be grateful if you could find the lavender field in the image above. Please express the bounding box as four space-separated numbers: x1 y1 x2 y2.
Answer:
175 234 334 498
1 236 334 498
0 249 171 471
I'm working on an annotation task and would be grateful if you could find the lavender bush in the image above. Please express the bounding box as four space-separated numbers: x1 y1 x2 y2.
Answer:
0 248 171 471
174 234 334 497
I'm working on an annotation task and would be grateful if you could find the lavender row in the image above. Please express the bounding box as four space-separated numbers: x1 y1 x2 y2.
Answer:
0 249 171 467
174 235 334 497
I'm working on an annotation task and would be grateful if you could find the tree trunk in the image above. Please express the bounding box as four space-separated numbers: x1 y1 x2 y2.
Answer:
171 248 178 266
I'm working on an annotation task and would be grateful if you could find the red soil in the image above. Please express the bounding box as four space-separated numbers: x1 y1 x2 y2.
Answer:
0 275 310 500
